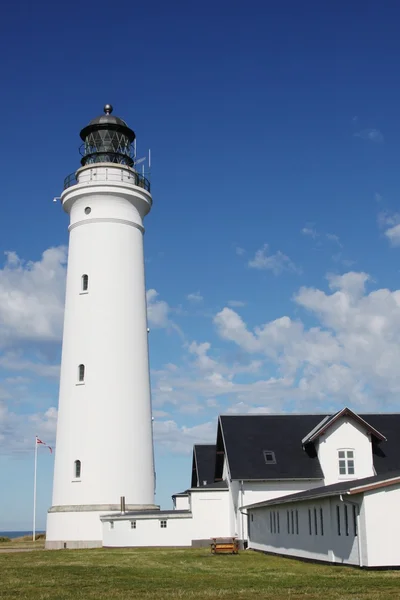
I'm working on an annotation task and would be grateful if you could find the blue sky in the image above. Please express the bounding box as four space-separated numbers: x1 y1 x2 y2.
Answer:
2 0 400 530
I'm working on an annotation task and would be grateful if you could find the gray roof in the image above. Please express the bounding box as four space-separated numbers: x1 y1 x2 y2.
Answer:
101 509 191 521
243 469 400 510
217 413 400 482
191 444 217 487
88 114 128 127
301 408 386 445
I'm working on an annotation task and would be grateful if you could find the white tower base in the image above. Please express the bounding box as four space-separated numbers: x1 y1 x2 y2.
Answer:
46 504 159 549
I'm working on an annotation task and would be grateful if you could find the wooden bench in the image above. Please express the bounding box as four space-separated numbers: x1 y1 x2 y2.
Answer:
210 537 239 555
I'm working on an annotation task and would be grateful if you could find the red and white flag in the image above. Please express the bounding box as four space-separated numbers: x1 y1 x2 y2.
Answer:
36 437 53 453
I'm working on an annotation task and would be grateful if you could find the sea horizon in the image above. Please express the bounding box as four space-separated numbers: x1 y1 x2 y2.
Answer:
0 530 45 539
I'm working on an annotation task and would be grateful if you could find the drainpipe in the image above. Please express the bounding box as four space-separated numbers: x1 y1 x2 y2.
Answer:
240 480 244 546
340 494 363 568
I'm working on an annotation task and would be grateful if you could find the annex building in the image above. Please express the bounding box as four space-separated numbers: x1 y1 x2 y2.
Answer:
101 407 400 568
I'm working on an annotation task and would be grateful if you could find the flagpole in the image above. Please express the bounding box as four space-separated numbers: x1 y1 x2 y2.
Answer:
33 436 37 542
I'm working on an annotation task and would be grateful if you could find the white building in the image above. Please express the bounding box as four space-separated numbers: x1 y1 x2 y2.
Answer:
101 407 400 567
245 471 400 568
46 105 158 549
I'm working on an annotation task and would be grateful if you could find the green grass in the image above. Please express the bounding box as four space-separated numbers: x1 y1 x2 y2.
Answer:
0 547 399 599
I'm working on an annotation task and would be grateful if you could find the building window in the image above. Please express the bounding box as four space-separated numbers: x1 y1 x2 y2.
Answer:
344 504 349 536
160 520 167 529
82 274 89 292
263 450 276 464
291 510 294 534
287 511 290 534
251 514 254 522
110 521 114 529
338 449 355 475
320 508 324 536
130 521 136 529
74 460 81 478
336 505 341 536
78 364 85 382
84 207 91 215
277 511 280 534
295 510 299 535
352 505 358 536
273 511 276 534
314 508 318 535
270 512 273 532
308 509 312 535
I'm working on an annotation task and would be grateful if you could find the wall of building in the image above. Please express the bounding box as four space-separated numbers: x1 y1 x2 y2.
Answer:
101 490 230 547
46 509 114 548
173 495 190 510
234 480 324 541
363 485 400 567
190 489 230 541
317 418 374 484
102 513 193 547
248 496 360 566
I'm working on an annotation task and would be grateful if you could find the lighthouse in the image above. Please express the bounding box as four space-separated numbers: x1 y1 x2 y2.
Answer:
46 105 157 549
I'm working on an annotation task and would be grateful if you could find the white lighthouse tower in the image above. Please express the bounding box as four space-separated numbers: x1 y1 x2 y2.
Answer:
46 105 157 549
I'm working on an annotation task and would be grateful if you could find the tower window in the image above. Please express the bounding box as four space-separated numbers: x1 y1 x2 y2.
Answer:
82 274 89 292
160 520 167 528
130 521 136 529
110 521 114 530
74 460 81 479
84 207 91 215
78 364 85 382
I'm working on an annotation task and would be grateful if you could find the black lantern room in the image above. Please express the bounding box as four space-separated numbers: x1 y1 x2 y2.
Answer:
79 104 135 167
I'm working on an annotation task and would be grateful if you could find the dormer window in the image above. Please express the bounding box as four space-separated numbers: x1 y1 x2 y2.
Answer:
338 449 355 475
263 450 276 464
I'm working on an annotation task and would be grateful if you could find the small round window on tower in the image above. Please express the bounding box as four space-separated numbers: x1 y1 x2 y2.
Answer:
84 207 91 215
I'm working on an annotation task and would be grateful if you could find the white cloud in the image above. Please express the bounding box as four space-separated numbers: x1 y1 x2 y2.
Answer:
235 247 245 256
0 352 60 378
187 292 203 303
153 419 216 454
0 247 67 346
0 402 57 454
301 227 318 239
227 300 246 308
211 271 400 409
248 244 301 275
354 128 384 143
385 224 400 247
301 226 342 247
378 211 400 246
146 289 180 333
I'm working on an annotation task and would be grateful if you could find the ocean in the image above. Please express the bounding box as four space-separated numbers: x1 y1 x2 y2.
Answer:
0 531 45 539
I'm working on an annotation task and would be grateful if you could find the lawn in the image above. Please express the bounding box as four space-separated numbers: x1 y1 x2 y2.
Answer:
0 546 399 599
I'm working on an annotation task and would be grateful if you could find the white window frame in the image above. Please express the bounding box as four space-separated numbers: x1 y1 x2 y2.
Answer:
338 448 355 476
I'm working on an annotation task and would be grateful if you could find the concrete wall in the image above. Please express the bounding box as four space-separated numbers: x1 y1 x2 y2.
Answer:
363 486 400 567
102 489 231 547
102 514 192 547
317 418 374 484
248 496 360 566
